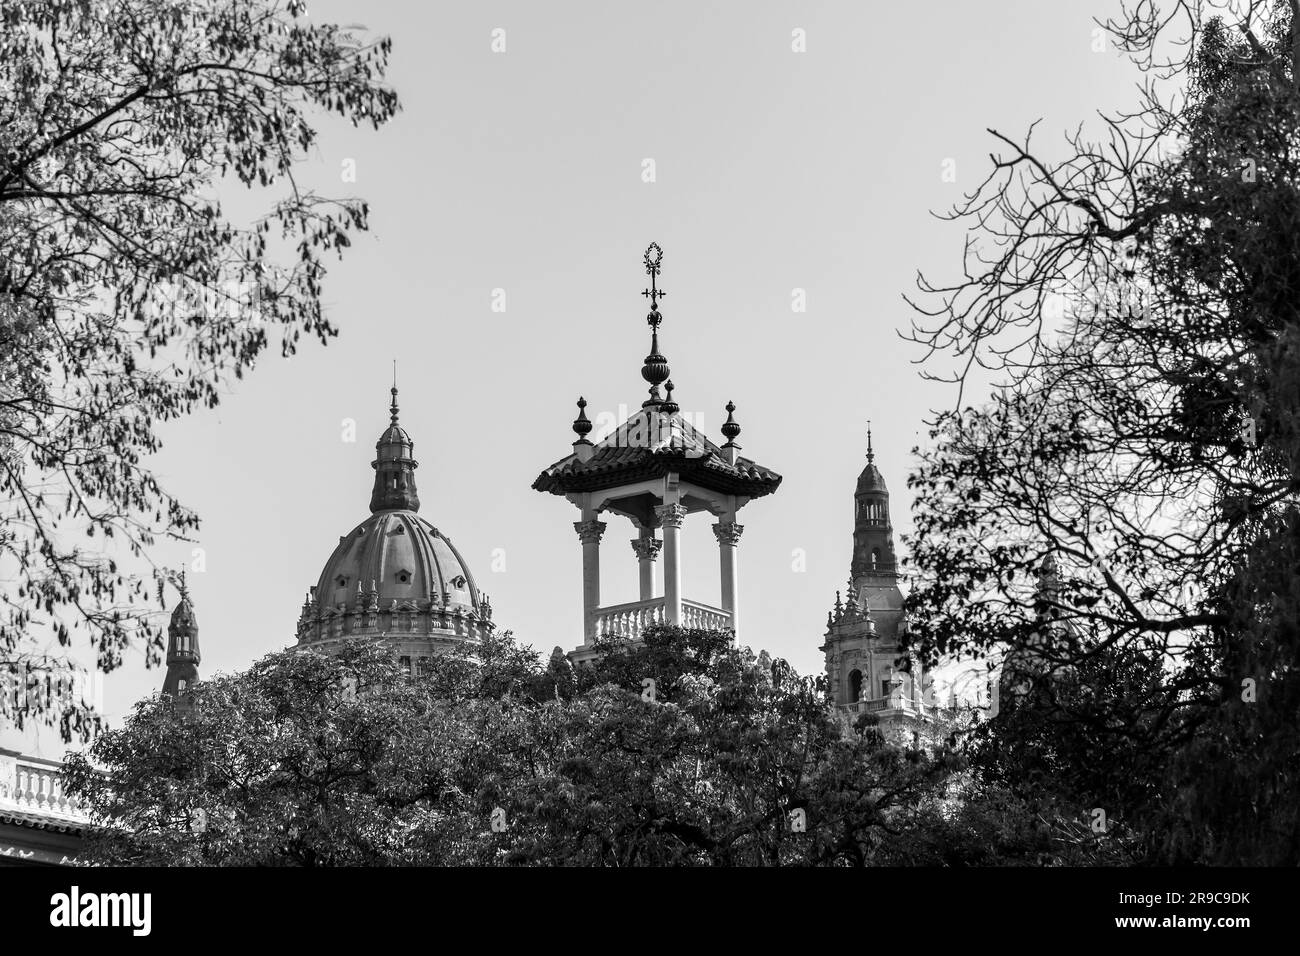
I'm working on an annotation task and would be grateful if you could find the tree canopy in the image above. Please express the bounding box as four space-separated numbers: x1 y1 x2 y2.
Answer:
0 0 398 741
63 628 1042 867
904 0 1300 864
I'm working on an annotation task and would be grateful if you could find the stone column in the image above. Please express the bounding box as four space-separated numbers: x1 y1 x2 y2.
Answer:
630 532 662 602
655 504 687 626
712 521 744 635
574 519 606 643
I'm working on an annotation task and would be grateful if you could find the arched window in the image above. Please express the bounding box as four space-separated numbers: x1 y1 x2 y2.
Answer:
848 669 863 703
177 679 187 693
871 548 880 570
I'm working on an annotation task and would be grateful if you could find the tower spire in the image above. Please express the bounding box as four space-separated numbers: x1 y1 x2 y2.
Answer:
866 420 874 463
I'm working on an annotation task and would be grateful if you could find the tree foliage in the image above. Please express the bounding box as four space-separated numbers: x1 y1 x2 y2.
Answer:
904 0 1300 863
0 0 398 740
65 628 977 866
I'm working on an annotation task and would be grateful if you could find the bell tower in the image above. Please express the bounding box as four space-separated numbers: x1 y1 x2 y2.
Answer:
821 427 933 739
851 424 898 584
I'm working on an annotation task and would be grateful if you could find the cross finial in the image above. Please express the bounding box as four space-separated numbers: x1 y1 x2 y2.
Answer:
642 242 666 324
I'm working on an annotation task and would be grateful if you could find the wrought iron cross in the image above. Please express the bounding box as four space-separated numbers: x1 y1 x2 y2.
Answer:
642 242 666 318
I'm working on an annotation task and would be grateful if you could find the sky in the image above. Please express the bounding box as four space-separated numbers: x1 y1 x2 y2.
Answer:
7 0 1145 757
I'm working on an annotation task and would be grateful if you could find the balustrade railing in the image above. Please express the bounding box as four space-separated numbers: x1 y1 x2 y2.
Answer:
842 694 931 717
0 752 91 823
595 598 731 641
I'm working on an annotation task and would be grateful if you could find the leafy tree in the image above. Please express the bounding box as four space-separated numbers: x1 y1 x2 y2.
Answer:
903 0 1300 863
0 0 398 741
65 628 968 866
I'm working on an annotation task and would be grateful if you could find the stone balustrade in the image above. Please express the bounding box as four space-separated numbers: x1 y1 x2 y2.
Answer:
595 597 732 642
0 751 91 823
842 694 933 718
680 600 731 632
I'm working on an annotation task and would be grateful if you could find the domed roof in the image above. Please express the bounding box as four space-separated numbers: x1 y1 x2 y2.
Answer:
377 422 413 450
855 425 887 494
856 462 887 494
296 384 494 648
314 511 483 614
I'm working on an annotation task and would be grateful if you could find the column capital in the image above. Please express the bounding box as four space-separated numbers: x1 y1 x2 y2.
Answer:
573 519 607 544
654 503 688 529
631 537 663 561
712 521 744 546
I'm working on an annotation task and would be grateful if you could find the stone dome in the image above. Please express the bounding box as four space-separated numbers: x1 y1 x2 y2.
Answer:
295 386 493 651
313 511 482 615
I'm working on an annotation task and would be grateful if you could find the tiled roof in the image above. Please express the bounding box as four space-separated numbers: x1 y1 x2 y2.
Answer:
533 408 782 497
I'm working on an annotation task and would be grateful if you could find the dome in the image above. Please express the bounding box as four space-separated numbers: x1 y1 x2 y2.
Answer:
314 511 482 614
295 385 494 650
855 462 887 494
376 423 413 455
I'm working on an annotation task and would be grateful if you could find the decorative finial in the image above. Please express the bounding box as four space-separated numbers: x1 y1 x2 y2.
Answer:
642 242 666 319
639 244 671 408
572 396 593 441
721 400 741 446
866 420 874 463
177 567 188 600
389 383 399 427
661 380 679 416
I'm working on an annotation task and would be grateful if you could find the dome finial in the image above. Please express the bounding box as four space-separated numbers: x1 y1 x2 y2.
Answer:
572 396 593 441
866 419 874 463
721 400 741 446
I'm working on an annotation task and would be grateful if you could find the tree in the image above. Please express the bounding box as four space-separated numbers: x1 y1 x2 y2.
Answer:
65 628 967 866
0 0 399 741
903 0 1300 863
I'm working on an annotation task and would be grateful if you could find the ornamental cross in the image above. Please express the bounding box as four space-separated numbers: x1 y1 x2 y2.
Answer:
642 242 666 316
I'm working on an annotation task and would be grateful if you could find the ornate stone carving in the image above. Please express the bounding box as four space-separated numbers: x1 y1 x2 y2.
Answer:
573 519 607 544
654 503 687 529
630 536 663 561
712 521 744 546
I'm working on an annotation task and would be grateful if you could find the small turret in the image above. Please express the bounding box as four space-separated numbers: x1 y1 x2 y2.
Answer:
369 380 421 513
162 571 200 699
